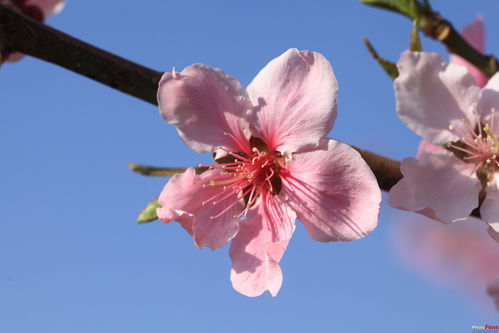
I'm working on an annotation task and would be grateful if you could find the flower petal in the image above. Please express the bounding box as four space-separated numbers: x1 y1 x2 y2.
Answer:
158 65 252 154
477 76 499 126
28 0 65 17
389 152 481 223
282 139 381 242
481 179 499 234
417 140 445 159
395 52 480 144
230 193 296 297
156 168 242 250
450 16 488 88
247 48 338 155
488 227 499 245
5 52 24 63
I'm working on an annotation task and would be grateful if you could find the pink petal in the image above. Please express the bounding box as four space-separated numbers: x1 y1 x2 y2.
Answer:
476 74 499 125
282 139 381 242
416 140 445 159
230 193 296 297
158 65 252 154
450 16 488 88
395 52 480 145
246 49 338 156
488 227 499 245
28 0 65 17
5 52 25 63
480 179 499 234
156 168 242 250
389 152 481 223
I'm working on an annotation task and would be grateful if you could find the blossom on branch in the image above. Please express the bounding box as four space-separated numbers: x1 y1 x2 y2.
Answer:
155 49 381 297
388 50 499 242
1 0 65 62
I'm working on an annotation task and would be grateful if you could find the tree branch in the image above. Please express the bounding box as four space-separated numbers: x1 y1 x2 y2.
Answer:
419 11 499 77
0 4 163 104
0 3 406 193
1 4 481 220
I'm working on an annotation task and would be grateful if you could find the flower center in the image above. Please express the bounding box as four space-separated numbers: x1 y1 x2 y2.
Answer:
447 108 499 184
199 136 285 220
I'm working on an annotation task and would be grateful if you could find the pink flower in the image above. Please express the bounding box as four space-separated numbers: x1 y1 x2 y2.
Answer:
417 16 488 158
1 0 66 62
450 15 488 89
388 51 499 242
391 215 499 309
487 276 499 310
156 49 381 297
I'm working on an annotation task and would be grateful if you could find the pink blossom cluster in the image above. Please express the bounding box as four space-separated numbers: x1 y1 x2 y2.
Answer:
388 17 499 311
389 17 499 242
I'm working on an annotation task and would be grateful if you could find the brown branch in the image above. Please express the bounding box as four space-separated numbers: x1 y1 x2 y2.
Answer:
0 3 406 192
353 147 402 191
419 11 499 76
417 11 497 78
0 3 481 220
0 4 163 104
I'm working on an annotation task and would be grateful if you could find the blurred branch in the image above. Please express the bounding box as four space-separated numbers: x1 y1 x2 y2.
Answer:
0 4 163 104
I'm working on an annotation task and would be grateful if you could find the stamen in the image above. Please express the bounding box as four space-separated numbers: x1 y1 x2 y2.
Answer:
217 146 251 162
483 124 499 151
209 195 243 220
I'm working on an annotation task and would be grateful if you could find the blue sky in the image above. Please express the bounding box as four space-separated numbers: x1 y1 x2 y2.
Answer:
1 1 498 332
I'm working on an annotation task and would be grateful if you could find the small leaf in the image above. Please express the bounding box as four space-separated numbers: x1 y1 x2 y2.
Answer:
137 198 160 223
363 38 399 80
410 20 423 51
361 0 425 20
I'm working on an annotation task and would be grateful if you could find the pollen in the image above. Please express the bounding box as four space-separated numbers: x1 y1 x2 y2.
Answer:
447 110 499 183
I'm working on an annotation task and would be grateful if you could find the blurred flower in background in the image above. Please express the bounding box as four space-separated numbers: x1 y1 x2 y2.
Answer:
390 214 499 311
